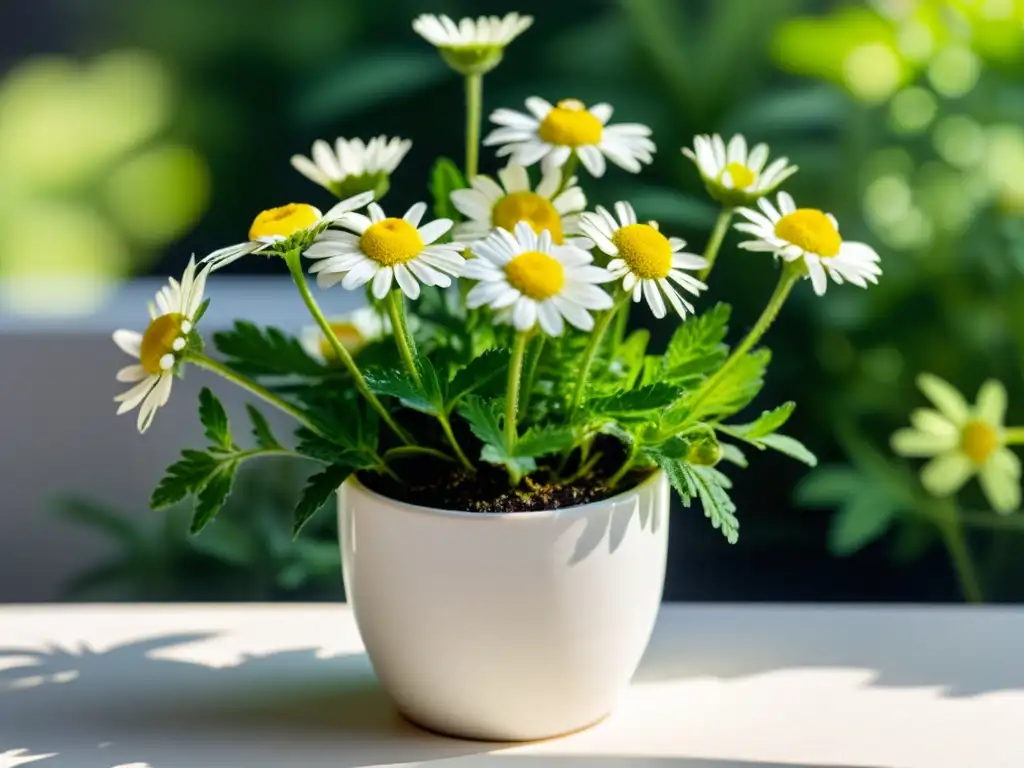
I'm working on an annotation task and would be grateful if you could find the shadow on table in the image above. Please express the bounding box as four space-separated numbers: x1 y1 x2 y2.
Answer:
0 631 888 768
636 605 1023 696
0 633 501 767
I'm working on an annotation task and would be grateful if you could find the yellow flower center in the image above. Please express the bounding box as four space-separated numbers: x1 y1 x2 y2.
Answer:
249 203 321 241
961 420 999 464
537 99 603 147
140 313 185 374
505 250 565 300
320 322 366 359
492 191 565 244
360 218 424 266
774 209 842 258
722 161 756 189
611 223 673 280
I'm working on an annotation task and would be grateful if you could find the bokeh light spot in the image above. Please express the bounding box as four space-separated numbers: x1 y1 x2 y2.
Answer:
927 45 981 98
105 146 211 246
889 87 937 133
843 43 903 103
933 115 986 168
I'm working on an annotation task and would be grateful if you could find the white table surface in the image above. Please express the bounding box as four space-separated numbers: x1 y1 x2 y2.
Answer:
0 604 1021 768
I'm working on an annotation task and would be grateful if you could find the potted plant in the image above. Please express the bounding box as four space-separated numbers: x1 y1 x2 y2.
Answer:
112 11 881 741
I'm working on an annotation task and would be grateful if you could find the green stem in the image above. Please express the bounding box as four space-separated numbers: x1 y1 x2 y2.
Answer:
558 153 579 194
385 290 422 387
189 356 398 481
520 336 546 423
607 444 638 488
570 293 628 415
384 445 455 463
958 510 1024 532
283 251 412 445
564 451 603 485
697 208 734 283
188 355 320 435
465 73 483 178
689 265 800 414
612 299 631 346
1003 427 1024 445
505 331 530 456
385 290 474 471
937 501 985 603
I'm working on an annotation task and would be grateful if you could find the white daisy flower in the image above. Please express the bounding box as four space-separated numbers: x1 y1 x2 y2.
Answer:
735 192 882 296
450 163 589 247
485 98 655 178
300 308 391 362
580 201 707 320
892 374 1021 514
202 191 375 271
463 221 614 336
112 258 210 433
683 134 798 206
290 136 411 200
413 13 533 74
303 201 465 300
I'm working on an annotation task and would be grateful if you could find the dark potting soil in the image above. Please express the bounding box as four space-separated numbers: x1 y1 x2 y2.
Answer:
359 438 654 513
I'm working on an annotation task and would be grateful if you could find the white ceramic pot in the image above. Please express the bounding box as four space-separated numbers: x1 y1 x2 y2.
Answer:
337 470 669 741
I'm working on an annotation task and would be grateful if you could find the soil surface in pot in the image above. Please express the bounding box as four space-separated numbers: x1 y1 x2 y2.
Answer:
360 438 654 513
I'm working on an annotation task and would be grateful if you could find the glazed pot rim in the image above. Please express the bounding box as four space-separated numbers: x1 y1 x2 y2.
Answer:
344 468 664 521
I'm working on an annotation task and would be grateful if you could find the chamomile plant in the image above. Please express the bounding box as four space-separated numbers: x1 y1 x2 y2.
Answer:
117 12 881 543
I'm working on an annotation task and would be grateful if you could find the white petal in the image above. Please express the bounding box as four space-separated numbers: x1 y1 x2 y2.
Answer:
891 428 949 457
113 330 143 358
371 266 394 299
513 298 538 330
642 279 667 318
291 155 330 187
537 301 564 337
116 364 148 383
805 256 829 296
417 219 453 245
115 377 158 410
489 108 540 130
577 145 606 177
726 134 747 164
404 202 428 227
323 191 374 223
921 452 974 497
339 260 379 290
312 139 341 179
339 212 373 234
917 373 970 424
524 97 553 120
394 264 420 299
498 163 530 193
550 296 595 331
979 459 1021 514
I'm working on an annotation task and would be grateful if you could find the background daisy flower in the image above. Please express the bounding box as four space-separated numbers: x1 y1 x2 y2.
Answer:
485 98 655 178
112 258 209 433
892 374 1021 514
412 13 533 74
580 201 707 320
735 191 881 296
683 133 798 206
304 201 464 300
202 191 375 271
463 221 613 336
299 308 390 362
450 163 588 247
290 136 411 200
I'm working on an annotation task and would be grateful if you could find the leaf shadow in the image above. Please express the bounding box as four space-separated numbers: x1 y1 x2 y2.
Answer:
0 632 499 768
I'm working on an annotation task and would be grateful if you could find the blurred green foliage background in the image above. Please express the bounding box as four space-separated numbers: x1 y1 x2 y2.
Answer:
7 0 1024 601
